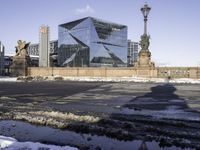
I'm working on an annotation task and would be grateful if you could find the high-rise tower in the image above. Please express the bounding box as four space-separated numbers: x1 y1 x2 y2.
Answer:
39 25 50 67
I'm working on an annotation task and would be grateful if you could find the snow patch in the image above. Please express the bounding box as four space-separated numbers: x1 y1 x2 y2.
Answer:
0 136 78 150
8 111 101 129
0 96 16 101
61 76 200 84
7 75 200 84
0 77 17 82
0 136 16 148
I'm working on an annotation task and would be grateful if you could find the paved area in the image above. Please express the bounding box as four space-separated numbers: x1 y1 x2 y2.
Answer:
1 81 200 149
0 81 200 116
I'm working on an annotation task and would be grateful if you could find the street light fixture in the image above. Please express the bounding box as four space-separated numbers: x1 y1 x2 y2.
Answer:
141 3 151 35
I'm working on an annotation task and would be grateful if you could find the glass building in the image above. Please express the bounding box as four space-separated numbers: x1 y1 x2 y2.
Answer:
58 17 128 67
133 42 139 63
127 40 139 66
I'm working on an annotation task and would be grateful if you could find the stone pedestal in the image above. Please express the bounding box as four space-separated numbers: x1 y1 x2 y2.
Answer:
134 50 156 78
134 50 155 69
11 56 30 76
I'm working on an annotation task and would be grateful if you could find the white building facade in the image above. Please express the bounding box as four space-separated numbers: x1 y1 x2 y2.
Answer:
39 26 50 67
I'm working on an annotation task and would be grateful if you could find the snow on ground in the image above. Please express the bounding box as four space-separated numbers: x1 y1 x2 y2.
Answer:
1 76 200 84
0 77 17 82
0 136 79 150
62 76 200 84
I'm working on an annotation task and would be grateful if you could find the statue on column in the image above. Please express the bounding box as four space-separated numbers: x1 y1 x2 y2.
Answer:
134 3 155 69
11 40 31 76
15 40 30 57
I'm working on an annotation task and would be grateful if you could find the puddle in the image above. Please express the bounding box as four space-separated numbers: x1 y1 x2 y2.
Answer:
0 120 193 150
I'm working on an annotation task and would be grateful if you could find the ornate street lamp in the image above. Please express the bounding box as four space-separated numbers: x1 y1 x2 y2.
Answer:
139 3 151 51
141 3 151 35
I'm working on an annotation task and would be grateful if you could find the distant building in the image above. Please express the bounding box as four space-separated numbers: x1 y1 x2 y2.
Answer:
0 41 5 75
4 55 12 76
28 40 58 56
39 25 50 67
28 40 58 66
127 40 134 66
58 17 128 67
127 40 139 66
133 42 139 63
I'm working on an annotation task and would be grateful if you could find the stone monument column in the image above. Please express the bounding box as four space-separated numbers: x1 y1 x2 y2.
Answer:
135 3 155 69
11 40 30 76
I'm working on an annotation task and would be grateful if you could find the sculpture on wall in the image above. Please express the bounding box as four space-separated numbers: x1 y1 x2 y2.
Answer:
15 40 30 57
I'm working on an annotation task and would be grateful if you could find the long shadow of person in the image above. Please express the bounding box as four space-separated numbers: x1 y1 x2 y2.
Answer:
123 84 188 111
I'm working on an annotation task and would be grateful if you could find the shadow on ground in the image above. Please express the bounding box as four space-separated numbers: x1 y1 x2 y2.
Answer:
122 84 190 111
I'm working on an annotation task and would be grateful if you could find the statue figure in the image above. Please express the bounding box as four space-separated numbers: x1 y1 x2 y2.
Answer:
139 34 150 50
15 40 30 57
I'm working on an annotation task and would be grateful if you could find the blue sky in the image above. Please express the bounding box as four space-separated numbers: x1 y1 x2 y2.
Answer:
0 0 200 66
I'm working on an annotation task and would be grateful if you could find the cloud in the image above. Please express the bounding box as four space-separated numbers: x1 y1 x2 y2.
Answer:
75 5 95 14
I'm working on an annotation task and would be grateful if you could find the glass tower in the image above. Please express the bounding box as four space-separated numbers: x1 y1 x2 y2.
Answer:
58 17 127 67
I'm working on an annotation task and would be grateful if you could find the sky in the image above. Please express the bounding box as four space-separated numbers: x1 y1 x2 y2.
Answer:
0 0 200 67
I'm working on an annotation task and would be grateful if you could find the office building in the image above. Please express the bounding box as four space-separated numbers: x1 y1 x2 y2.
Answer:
58 17 127 67
28 40 58 56
4 55 12 75
39 25 50 67
127 40 134 66
28 40 58 67
133 42 139 63
0 41 5 75
127 40 139 66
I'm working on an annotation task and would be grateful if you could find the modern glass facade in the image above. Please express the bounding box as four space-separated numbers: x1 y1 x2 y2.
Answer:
58 17 127 67
127 40 134 66
133 42 139 63
127 40 139 66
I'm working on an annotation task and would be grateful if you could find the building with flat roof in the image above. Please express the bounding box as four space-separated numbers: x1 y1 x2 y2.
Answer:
0 41 5 75
28 40 58 66
133 42 139 63
58 17 128 67
28 40 58 56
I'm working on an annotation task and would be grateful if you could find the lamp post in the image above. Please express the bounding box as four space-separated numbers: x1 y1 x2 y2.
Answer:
139 3 151 51
137 3 154 68
141 3 151 35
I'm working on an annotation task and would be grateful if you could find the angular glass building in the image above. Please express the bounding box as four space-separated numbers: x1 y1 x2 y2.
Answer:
58 17 127 67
